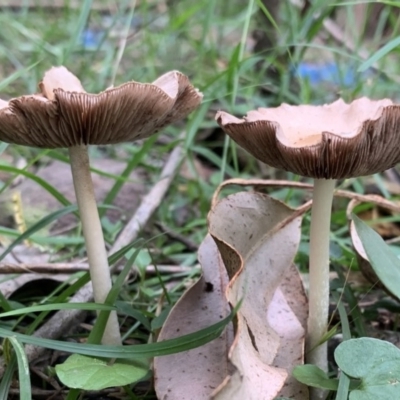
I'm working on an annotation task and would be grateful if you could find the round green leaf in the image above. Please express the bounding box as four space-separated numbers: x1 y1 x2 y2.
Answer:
55 354 149 390
335 338 400 400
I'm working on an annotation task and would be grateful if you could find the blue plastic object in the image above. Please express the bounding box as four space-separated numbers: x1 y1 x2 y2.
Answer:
80 29 105 50
295 62 357 86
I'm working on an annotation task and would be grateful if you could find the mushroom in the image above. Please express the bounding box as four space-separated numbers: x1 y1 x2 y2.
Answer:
215 98 400 377
0 66 202 345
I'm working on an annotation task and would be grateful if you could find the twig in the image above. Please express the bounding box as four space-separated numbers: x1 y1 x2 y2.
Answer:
0 262 196 274
0 262 87 274
110 143 185 254
211 178 400 212
0 142 185 377
31 366 61 391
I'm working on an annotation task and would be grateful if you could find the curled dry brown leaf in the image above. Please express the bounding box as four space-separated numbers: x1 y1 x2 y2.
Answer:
209 192 308 400
154 191 308 400
154 235 234 400
271 264 308 398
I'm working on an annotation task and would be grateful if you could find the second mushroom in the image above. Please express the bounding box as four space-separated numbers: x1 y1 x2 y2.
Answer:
216 98 400 380
0 66 202 345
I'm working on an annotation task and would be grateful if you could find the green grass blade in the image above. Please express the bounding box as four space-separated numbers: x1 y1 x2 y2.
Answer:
6 19 60 58
334 293 351 399
380 0 400 6
62 0 93 62
7 337 31 400
0 290 12 312
0 354 16 400
115 301 151 331
255 0 280 31
358 35 400 72
0 230 84 245
0 310 233 358
47 150 135 182
184 104 209 150
336 370 351 400
110 1 136 85
0 60 41 91
0 205 78 262
332 264 367 337
22 239 144 335
191 145 237 177
0 165 71 206
108 238 144 266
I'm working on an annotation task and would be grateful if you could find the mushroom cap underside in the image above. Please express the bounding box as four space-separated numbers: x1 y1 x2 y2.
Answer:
216 98 400 179
0 68 202 148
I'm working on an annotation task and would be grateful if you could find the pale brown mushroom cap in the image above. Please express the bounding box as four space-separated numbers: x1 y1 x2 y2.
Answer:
216 98 400 179
0 66 202 148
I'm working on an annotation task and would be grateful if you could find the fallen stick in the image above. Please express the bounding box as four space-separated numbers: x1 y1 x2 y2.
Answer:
110 144 184 254
0 262 196 274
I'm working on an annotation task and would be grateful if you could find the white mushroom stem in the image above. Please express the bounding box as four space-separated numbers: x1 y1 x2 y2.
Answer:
306 178 336 377
69 144 122 346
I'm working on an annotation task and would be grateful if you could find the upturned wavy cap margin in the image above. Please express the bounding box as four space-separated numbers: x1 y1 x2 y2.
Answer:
216 98 400 179
0 66 202 148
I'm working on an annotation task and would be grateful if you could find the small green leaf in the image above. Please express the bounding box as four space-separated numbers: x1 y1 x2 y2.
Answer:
352 215 400 299
293 364 339 390
56 354 149 390
335 337 400 400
